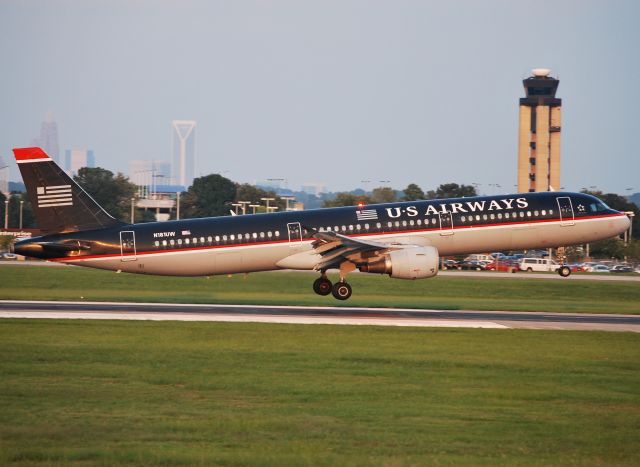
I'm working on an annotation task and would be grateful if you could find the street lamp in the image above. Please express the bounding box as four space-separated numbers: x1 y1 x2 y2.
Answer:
19 200 24 229
231 203 242 215
131 198 136 224
4 199 8 229
238 201 251 215
261 197 276 212
249 204 261 214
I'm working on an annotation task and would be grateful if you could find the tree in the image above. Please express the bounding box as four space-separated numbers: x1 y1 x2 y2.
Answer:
322 192 371 208
181 174 237 218
402 183 425 201
8 193 35 229
427 183 478 199
371 187 397 204
74 167 137 222
235 183 282 213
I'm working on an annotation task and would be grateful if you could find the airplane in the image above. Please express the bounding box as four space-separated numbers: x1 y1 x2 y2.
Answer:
11 147 631 300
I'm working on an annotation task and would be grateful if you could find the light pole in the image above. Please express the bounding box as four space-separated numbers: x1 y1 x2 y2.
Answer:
266 206 279 213
231 203 242 215
176 192 181 220
4 199 8 229
131 198 135 224
261 197 275 212
238 201 251 215
19 200 24 229
249 204 260 214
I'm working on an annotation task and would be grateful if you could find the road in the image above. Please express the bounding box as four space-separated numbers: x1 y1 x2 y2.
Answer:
1 300 639 332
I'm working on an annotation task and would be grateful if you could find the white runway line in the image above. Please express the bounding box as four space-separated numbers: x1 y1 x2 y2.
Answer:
0 311 508 329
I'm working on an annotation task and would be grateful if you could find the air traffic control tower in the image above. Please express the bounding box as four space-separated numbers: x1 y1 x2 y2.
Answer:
517 69 562 192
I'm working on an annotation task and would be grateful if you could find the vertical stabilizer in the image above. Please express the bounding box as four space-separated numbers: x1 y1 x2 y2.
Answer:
13 147 123 233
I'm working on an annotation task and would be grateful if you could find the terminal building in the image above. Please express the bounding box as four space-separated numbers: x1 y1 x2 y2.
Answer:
517 69 562 192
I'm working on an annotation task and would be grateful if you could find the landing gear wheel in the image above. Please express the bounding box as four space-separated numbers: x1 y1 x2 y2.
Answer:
332 282 352 301
558 266 571 277
313 277 333 296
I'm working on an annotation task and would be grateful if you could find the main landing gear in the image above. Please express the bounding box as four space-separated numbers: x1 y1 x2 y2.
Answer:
558 265 571 277
312 272 353 300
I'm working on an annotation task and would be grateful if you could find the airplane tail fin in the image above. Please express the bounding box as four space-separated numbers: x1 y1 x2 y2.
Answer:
13 147 124 234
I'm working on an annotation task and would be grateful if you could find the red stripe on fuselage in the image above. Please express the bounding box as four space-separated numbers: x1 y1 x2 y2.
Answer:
49 212 625 263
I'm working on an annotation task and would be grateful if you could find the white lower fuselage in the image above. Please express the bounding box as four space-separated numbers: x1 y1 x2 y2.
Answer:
54 213 630 276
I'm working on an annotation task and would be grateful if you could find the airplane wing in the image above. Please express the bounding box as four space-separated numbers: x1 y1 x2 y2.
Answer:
307 228 422 271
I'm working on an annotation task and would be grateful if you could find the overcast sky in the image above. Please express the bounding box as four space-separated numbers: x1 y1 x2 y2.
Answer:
1 0 638 194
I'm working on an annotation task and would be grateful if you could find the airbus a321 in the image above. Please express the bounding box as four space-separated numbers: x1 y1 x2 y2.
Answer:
12 147 631 300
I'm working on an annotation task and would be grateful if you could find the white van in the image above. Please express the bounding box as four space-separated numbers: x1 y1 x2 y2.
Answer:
520 257 560 272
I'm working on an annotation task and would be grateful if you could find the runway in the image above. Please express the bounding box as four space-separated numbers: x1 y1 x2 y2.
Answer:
1 300 639 332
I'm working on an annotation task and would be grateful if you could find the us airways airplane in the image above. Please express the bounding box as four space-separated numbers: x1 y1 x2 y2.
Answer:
12 147 630 300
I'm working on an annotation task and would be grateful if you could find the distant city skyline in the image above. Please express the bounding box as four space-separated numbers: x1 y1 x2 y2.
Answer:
2 1 639 195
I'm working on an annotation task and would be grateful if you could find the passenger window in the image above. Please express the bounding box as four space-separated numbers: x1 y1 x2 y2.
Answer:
475 215 480 221
482 214 488 220
267 232 272 238
542 210 546 215
252 233 257 239
395 221 400 227
490 213 495 220
402 220 407 227
275 231 280 237
417 219 422 226
215 236 220 242
527 211 532 217
178 239 183 245
520 212 525 218
207 236 212 242
534 211 539 217
162 240 167 246
356 224 361 230
193 238 197 244
349 225 354 231
201 237 205 243
185 239 190 244
170 239 175 246
409 220 414 226
230 235 235 241
154 241 159 247
387 222 393 228
223 235 227 241
498 213 503 219
505 213 510 219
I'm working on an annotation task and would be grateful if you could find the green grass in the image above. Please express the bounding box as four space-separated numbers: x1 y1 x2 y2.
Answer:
1 265 639 314
0 320 639 465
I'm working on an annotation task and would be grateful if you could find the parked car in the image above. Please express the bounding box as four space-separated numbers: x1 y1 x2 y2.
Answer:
610 265 633 273
590 264 610 273
485 261 520 272
457 260 487 271
441 259 459 270
1 253 17 260
568 263 586 272
519 257 560 272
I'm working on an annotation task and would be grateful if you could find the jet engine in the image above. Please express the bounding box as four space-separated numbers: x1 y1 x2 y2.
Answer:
359 246 439 280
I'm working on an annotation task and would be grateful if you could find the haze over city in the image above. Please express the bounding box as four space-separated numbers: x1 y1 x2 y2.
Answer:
1 0 639 194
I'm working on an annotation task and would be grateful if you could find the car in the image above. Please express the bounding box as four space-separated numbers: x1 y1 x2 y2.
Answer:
590 264 610 273
1 253 17 260
610 265 633 273
457 260 487 271
441 259 459 270
485 261 520 272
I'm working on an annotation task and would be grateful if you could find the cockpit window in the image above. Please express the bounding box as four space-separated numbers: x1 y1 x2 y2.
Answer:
589 201 609 213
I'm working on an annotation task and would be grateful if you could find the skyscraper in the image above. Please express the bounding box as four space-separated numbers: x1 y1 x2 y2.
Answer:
517 69 562 192
32 112 60 164
171 120 197 187
65 149 95 176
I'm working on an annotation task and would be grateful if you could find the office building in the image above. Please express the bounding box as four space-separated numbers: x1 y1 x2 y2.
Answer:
65 149 95 176
130 160 172 198
31 112 60 164
0 156 9 197
517 69 562 192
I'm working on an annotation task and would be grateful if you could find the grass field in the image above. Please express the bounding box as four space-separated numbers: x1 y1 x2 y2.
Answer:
1 265 639 314
1 320 639 465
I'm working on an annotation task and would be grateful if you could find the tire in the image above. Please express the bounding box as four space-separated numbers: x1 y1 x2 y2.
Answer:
558 266 571 278
313 277 332 296
332 282 352 300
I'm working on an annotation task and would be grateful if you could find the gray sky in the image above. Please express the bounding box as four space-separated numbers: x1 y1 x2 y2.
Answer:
1 0 639 194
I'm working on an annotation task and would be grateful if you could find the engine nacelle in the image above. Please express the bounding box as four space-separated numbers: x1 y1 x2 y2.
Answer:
359 246 439 280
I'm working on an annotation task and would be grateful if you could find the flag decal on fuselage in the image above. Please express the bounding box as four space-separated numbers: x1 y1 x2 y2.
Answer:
356 209 378 221
37 185 73 208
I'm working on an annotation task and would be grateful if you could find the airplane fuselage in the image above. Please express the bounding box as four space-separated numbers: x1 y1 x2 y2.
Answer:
16 191 630 276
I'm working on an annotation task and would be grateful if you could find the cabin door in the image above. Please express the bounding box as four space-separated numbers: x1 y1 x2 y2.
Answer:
556 197 575 226
287 222 303 246
438 212 454 236
120 231 137 261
